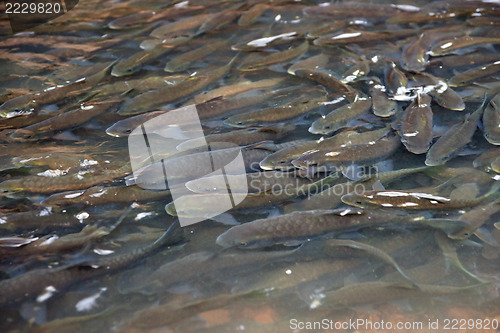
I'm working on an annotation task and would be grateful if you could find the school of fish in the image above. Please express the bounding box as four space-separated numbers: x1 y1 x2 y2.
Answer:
0 0 500 331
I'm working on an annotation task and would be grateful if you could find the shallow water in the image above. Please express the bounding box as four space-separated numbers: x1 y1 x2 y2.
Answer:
1 0 500 332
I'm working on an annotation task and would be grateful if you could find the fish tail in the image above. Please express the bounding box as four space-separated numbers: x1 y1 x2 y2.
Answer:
422 218 472 239
485 181 500 200
153 220 184 247
420 165 449 179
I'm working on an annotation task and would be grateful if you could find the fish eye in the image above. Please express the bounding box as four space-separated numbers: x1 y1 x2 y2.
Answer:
239 241 248 246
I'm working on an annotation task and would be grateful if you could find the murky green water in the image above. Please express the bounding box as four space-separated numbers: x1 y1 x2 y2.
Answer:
1 0 500 332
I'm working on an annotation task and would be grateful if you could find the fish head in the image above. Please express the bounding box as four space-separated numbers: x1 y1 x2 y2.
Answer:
9 129 37 142
259 154 294 170
308 118 335 135
223 116 249 128
0 180 22 195
216 226 262 248
165 202 178 216
424 152 447 167
111 63 138 78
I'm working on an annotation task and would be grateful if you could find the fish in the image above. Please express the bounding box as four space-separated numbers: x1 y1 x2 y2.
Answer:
322 239 413 283
196 7 242 35
411 73 465 111
393 92 433 154
188 77 285 104
118 59 234 115
313 29 414 46
176 124 295 151
106 110 168 137
0 163 131 194
149 14 211 39
324 280 485 309
224 96 327 128
108 11 158 29
435 231 488 283
164 39 227 72
400 34 429 72
429 37 500 57
473 147 500 171
303 2 411 20
231 31 301 51
111 36 191 77
448 60 500 87
368 80 399 117
238 3 268 26
260 126 391 171
292 133 400 170
384 60 407 96
41 185 170 206
452 201 500 240
238 41 309 71
293 68 358 102
287 54 329 75
308 96 372 135
425 99 485 166
341 181 500 211
185 170 314 194
483 93 500 145
165 185 307 218
215 208 469 248
192 89 285 120
285 166 444 213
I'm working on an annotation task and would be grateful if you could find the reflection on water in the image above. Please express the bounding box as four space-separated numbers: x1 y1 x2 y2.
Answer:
1 0 500 331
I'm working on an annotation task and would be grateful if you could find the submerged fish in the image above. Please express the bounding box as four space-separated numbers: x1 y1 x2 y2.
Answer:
216 208 468 248
292 133 400 170
164 39 227 72
308 96 372 135
426 100 485 166
238 41 309 71
177 124 295 151
448 60 500 87
111 40 183 77
224 97 326 128
394 92 433 154
483 93 500 145
41 185 170 206
341 182 500 211
0 164 131 194
324 280 484 309
260 126 390 171
118 60 233 115
429 37 500 56
293 68 358 102
411 73 465 111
